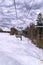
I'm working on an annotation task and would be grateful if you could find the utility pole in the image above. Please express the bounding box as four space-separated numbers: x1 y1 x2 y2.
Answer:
14 0 23 40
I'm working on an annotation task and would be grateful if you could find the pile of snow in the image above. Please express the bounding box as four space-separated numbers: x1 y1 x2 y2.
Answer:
0 33 43 65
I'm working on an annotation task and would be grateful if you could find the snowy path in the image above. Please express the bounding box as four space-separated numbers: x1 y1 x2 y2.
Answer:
0 33 43 65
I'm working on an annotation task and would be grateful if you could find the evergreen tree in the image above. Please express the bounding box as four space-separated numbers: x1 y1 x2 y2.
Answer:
37 13 42 25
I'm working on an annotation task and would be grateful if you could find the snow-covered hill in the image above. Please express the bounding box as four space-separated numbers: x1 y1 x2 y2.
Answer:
0 0 43 29
0 33 43 65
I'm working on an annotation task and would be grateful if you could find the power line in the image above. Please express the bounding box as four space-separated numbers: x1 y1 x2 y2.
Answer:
14 0 18 19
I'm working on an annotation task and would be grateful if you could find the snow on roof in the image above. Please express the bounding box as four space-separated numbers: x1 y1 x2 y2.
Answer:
35 25 43 28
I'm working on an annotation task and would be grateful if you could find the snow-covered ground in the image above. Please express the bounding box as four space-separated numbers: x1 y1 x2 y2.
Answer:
0 0 43 65
0 33 43 65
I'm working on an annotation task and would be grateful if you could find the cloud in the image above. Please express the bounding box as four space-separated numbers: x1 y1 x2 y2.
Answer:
0 0 43 28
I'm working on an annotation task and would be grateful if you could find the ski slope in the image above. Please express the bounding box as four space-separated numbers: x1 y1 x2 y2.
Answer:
0 33 43 65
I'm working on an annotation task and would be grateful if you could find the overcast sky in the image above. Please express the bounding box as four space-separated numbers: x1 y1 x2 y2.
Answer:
0 0 43 28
